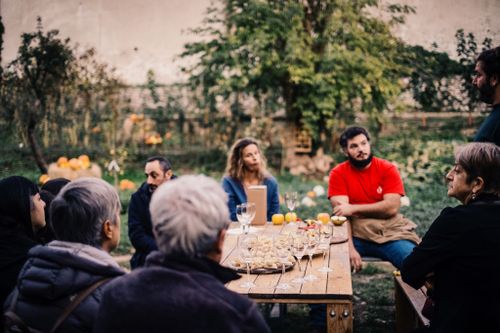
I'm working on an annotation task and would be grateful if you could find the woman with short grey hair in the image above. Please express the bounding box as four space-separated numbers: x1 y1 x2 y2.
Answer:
51 177 121 249
95 175 270 333
402 143 500 333
4 177 125 333
150 174 230 257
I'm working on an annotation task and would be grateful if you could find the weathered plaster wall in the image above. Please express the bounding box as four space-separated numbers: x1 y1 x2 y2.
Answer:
1 0 499 85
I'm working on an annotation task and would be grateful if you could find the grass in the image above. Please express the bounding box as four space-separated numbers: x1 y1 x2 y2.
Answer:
3 147 461 332
107 171 455 332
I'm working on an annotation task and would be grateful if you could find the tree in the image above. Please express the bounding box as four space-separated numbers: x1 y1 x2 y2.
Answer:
1 18 75 173
0 16 4 66
180 0 415 149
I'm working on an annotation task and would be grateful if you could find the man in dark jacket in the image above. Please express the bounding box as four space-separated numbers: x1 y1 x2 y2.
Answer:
128 156 175 269
4 178 125 333
94 175 270 333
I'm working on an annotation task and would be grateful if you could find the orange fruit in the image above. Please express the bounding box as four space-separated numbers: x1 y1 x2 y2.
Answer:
285 212 297 223
57 156 68 167
272 213 285 225
317 213 330 224
68 158 81 170
39 174 50 185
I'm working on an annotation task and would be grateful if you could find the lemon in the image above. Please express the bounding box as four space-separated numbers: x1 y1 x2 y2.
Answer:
285 212 297 223
272 213 285 225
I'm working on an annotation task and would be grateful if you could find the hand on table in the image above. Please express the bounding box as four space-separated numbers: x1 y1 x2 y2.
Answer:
349 246 362 272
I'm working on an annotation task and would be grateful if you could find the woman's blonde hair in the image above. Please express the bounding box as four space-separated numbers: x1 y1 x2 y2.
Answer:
225 138 269 182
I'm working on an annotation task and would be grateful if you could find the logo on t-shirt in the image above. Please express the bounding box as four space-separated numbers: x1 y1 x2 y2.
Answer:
376 186 383 194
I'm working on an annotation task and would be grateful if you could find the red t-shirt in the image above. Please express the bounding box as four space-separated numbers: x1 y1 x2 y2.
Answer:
328 157 404 204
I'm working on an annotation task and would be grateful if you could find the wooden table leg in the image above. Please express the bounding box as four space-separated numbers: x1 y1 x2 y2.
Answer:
327 302 353 333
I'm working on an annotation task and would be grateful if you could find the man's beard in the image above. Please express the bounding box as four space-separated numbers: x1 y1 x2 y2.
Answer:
148 184 157 193
478 81 495 104
348 153 373 169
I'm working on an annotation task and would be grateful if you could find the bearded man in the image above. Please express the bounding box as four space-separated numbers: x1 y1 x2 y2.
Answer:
328 126 420 271
473 46 500 146
128 156 176 269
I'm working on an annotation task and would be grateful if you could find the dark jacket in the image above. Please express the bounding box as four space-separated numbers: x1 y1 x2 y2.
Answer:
401 194 500 333
3 241 125 333
128 182 156 269
0 231 37 308
94 252 271 333
0 176 40 308
474 104 500 146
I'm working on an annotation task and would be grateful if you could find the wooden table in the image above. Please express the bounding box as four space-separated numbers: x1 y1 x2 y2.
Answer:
222 223 353 333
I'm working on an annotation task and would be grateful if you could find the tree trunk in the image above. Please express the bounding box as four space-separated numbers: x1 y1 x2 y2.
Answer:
27 121 48 174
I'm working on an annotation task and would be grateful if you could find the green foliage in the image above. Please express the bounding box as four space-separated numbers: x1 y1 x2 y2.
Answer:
0 17 75 172
404 30 493 114
180 0 414 148
404 45 463 111
0 18 127 174
455 29 492 113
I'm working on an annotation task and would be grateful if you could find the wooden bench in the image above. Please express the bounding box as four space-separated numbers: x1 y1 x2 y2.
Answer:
394 275 430 333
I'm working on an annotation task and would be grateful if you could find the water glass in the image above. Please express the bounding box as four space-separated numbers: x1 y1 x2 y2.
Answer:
236 202 256 234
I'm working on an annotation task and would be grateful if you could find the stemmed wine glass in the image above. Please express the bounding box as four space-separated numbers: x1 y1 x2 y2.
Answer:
274 235 292 290
238 234 258 288
284 192 298 220
291 232 307 284
304 228 320 281
236 202 256 234
318 222 333 273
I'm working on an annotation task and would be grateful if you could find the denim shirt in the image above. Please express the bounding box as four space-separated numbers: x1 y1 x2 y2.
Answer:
222 176 280 222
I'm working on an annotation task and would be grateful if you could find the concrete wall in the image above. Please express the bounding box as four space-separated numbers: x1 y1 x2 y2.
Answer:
1 0 499 85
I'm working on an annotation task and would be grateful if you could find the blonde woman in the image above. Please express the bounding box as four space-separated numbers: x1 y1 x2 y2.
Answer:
222 138 280 221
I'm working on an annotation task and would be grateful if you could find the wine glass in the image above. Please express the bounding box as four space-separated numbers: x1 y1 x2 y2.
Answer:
236 202 255 234
284 192 298 220
245 202 256 225
318 222 333 273
304 228 320 281
291 232 307 284
274 235 292 290
238 234 258 288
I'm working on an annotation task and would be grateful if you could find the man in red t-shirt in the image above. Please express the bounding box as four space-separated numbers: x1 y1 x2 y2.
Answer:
329 126 419 272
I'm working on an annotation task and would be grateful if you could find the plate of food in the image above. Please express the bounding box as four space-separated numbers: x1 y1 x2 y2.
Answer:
230 256 295 274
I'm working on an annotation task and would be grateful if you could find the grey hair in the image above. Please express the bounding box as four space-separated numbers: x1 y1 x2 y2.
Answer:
50 177 121 247
150 175 230 257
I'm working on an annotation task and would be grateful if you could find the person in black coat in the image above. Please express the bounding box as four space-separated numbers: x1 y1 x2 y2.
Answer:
0 176 46 308
3 178 125 333
95 175 270 333
128 156 175 269
37 178 71 244
401 143 500 333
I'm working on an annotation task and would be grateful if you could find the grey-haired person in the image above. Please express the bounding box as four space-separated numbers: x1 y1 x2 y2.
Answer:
402 143 500 333
94 175 270 333
4 178 125 333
